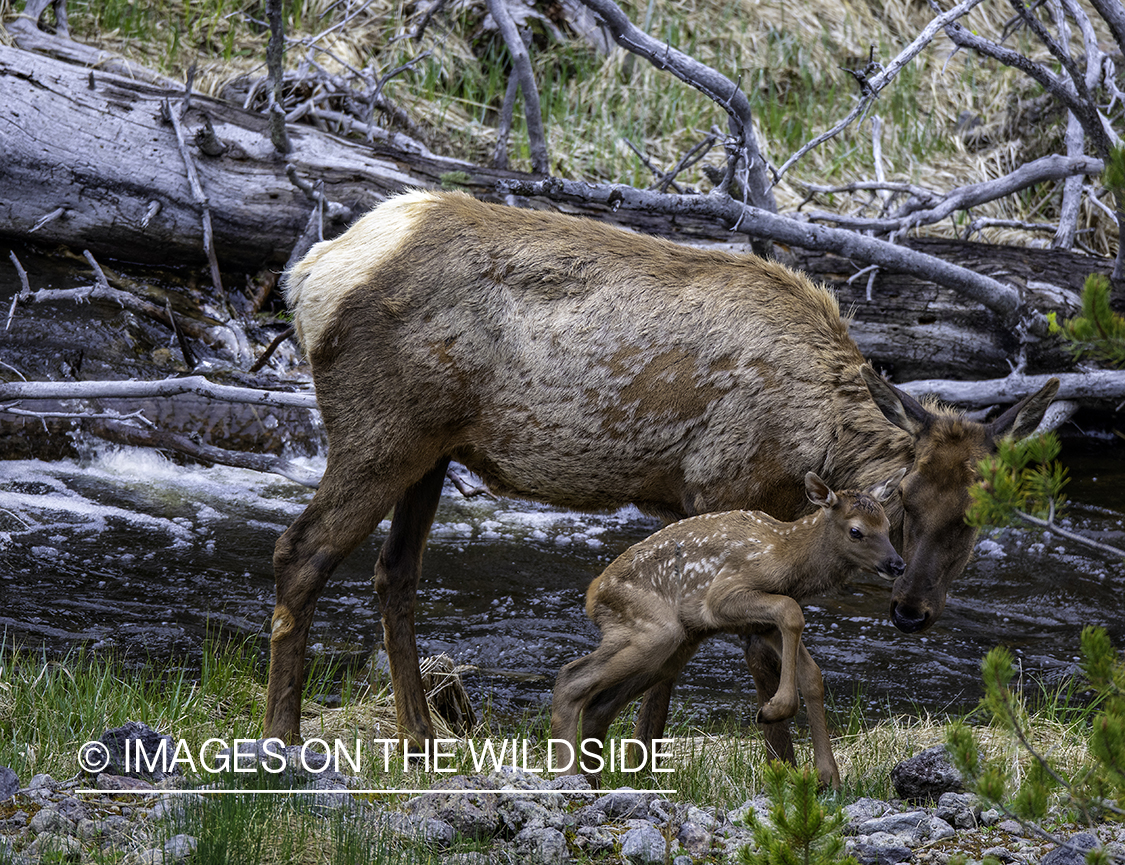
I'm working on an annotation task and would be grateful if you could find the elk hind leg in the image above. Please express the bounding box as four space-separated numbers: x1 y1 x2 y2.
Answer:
375 458 452 750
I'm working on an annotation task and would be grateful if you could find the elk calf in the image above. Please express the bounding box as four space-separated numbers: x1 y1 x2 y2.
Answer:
551 469 906 788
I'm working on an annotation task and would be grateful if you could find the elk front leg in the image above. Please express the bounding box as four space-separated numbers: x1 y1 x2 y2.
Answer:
375 458 451 751
266 463 397 743
742 634 796 764
794 639 840 789
713 593 805 723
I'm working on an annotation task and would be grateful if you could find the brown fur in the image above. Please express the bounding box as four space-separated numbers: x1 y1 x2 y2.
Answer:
552 473 905 789
265 190 1060 753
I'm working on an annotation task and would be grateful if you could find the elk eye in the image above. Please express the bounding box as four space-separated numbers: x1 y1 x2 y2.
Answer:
849 527 863 540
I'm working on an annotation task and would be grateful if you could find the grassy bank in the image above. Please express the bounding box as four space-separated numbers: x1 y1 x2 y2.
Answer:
0 638 1108 863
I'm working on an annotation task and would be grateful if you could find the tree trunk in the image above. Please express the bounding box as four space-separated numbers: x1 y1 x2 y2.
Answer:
0 43 1112 380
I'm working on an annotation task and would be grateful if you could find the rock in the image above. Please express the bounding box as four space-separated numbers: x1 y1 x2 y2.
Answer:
678 820 713 856
162 833 198 863
382 811 456 846
97 773 155 791
982 845 1018 862
890 745 964 802
513 826 571 863
0 767 18 801
845 797 897 825
27 773 57 791
594 787 650 820
934 791 980 830
998 819 1026 836
97 721 180 782
403 791 502 839
980 807 1003 826
853 809 931 841
927 816 956 841
573 825 616 854
29 807 74 835
848 831 915 865
499 798 551 832
1041 832 1100 865
27 831 83 860
621 824 667 865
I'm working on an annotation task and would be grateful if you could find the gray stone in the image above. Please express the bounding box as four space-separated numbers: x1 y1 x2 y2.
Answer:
403 791 502 839
513 826 571 863
848 831 914 865
0 766 18 801
27 831 83 860
595 787 649 820
730 794 773 827
677 820 713 856
383 811 456 846
621 824 667 865
673 857 693 865
998 819 1026 836
935 792 980 830
573 825 616 854
1041 833 1101 865
980 807 1003 826
573 805 607 828
845 797 897 825
927 816 956 841
891 745 964 802
163 833 198 863
97 721 180 782
499 798 551 832
982 845 1018 862
27 773 56 791
854 809 931 841
29 807 74 836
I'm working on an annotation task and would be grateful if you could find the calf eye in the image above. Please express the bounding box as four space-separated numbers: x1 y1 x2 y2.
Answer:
849 527 864 540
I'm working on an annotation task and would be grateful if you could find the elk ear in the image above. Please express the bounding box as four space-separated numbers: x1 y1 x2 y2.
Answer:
987 378 1061 443
805 472 838 509
861 366 931 435
867 467 908 502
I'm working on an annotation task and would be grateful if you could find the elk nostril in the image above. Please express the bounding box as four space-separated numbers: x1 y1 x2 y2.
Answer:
891 558 905 578
891 601 929 634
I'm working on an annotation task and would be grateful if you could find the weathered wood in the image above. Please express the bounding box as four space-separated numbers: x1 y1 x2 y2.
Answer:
0 42 1115 380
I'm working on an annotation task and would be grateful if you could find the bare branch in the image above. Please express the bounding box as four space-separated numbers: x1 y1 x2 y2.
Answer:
801 154 1104 234
500 177 1025 318
577 0 775 214
899 370 1125 407
162 97 224 294
266 0 293 154
1014 501 1125 558
0 376 318 411
773 0 987 183
486 0 549 175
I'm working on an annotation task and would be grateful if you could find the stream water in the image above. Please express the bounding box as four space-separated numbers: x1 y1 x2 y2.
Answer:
1 435 1122 729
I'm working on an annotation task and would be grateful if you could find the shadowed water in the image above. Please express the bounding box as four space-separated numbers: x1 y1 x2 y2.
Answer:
1 436 1122 731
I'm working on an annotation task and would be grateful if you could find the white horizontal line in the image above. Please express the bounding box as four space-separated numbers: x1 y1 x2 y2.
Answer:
75 787 677 796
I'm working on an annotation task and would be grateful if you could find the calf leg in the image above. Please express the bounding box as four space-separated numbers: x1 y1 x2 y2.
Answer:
374 458 451 750
793 640 840 789
631 678 674 768
742 634 795 764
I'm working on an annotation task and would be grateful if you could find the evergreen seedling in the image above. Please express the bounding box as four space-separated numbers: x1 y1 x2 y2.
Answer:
739 761 858 865
1047 273 1125 368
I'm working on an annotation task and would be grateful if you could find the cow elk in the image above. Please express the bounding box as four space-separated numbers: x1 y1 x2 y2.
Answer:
267 189 1060 757
552 470 906 788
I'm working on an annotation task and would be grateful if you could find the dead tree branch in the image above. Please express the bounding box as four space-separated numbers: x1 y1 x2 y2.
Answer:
500 177 1027 320
486 0 549 175
0 376 318 410
576 0 776 216
773 0 987 184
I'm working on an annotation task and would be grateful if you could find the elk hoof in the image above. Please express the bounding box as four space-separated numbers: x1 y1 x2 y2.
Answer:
755 696 798 724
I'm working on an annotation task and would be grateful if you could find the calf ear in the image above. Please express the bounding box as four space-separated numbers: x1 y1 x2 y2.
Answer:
861 366 931 435
805 472 838 509
867 467 908 502
987 378 1061 442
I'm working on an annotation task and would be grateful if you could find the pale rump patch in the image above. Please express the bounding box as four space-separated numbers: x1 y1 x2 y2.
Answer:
283 189 440 354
